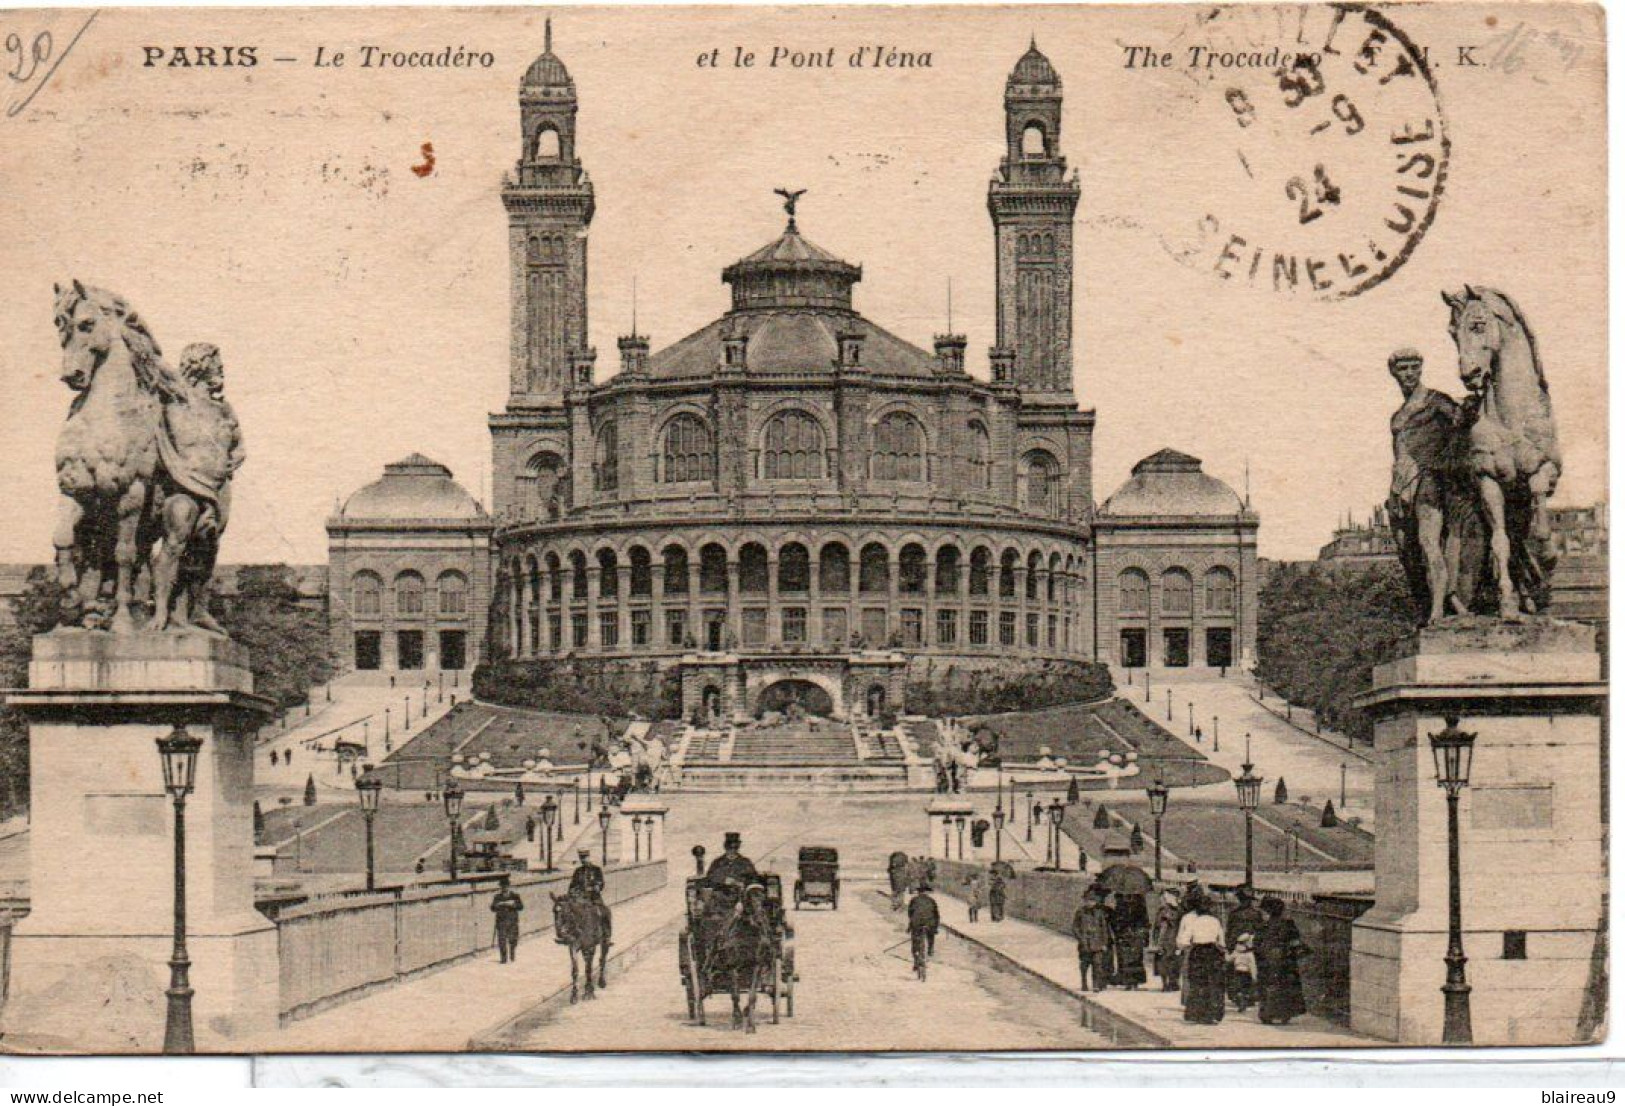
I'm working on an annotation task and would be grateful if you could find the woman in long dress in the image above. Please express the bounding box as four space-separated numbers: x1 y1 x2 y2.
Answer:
1176 895 1227 1023
1255 896 1309 1025
1110 888 1150 989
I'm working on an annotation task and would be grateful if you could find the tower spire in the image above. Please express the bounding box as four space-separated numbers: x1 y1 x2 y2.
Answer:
545 16 552 53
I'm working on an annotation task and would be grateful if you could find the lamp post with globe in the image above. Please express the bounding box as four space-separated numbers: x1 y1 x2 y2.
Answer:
1146 777 1170 882
355 767 382 891
1430 716 1478 1045
539 793 558 871
155 726 202 1054
443 779 465 880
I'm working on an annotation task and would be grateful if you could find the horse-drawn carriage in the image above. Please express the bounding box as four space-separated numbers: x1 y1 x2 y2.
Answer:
678 873 796 1030
793 846 839 910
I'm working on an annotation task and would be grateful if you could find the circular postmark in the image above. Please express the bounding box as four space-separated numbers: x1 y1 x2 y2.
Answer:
1151 4 1449 300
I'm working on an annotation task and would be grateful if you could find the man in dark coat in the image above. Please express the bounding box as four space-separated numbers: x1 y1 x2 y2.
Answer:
568 846 612 943
490 875 524 963
703 832 761 890
907 881 941 959
1225 886 1265 1007
988 868 1007 923
1072 886 1114 991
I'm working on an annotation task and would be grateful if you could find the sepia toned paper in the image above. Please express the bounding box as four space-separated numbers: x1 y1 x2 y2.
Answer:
0 3 1606 1056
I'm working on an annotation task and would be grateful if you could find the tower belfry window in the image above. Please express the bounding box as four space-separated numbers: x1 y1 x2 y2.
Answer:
1021 123 1047 157
534 126 561 160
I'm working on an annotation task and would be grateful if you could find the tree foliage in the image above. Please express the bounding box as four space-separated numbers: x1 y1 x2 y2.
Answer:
210 565 335 709
473 658 681 719
903 659 1113 716
1256 561 1416 746
0 568 67 816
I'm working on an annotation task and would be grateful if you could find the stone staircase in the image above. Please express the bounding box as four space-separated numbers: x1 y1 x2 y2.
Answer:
728 722 858 765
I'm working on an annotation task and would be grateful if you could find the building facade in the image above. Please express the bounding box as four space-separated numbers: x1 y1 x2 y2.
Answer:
321 31 1261 703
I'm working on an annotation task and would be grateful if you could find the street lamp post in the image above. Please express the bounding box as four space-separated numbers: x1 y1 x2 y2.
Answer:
156 726 203 1055
573 778 581 825
1187 701 1194 736
1233 746 1262 890
1047 798 1066 871
992 804 1005 862
630 816 644 862
598 803 612 868
1146 777 1170 883
1026 789 1036 842
1430 716 1478 1045
955 814 966 860
1341 762 1348 809
356 767 382 891
443 779 464 880
1213 715 1220 753
1166 688 1172 721
539 794 558 871
942 817 952 860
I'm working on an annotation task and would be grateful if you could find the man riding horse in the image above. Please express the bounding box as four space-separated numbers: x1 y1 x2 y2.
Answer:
568 846 612 944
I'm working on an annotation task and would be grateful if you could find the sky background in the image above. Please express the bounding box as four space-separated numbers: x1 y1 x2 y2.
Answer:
0 4 1606 564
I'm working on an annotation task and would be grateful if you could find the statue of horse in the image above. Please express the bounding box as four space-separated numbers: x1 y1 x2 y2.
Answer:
52 281 185 633
1442 286 1562 618
551 888 610 1002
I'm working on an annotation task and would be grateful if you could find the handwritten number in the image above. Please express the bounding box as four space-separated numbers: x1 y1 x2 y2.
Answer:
5 31 50 83
1276 58 1325 108
1285 164 1341 224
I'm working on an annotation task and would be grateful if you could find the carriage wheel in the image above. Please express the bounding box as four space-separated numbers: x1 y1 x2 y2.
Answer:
683 932 706 1026
769 954 782 1024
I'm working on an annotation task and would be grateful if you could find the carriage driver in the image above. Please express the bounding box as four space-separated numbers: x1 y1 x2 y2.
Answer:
703 832 762 890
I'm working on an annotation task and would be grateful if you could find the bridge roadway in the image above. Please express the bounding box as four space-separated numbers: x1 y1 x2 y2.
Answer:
481 792 1111 1051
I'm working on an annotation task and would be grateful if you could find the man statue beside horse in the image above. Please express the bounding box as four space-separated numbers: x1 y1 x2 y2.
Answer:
50 281 243 635
1388 286 1562 626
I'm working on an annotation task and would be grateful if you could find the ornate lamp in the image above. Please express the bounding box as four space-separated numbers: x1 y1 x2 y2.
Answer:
1146 777 1170 882
443 779 464 880
1047 797 1066 870
991 804 1006 862
155 726 202 1054
1429 716 1478 1044
1234 755 1262 889
539 794 558 871
598 803 612 867
355 768 383 891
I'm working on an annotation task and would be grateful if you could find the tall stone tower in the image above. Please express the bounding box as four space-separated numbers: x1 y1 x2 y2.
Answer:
491 21 592 519
503 18 594 404
988 40 1081 401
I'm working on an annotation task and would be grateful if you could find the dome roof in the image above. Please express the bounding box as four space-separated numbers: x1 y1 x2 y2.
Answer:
1100 449 1245 518
646 309 936 380
521 20 574 90
1008 40 1060 89
721 224 862 312
340 454 486 522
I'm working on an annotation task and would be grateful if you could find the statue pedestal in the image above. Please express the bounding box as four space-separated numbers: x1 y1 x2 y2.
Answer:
3 630 277 1052
1348 618 1606 1045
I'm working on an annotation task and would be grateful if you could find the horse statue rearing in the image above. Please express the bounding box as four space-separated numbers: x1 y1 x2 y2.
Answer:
1443 286 1562 618
52 281 241 633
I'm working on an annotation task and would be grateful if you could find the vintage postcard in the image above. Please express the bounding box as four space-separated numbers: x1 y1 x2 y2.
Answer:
0 3 1606 1056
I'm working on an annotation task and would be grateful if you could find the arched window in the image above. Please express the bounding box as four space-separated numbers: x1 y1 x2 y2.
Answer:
999 550 1019 599
819 542 850 593
739 543 769 595
597 549 620 599
872 412 926 481
699 543 728 594
1026 551 1043 600
1162 569 1193 615
629 546 653 597
1048 553 1062 602
534 126 560 159
546 552 563 601
935 546 961 595
524 451 565 511
778 543 810 593
762 410 824 479
437 571 468 616
1023 450 1061 513
859 543 890 594
352 572 382 617
569 550 589 600
662 545 689 594
594 422 619 492
969 548 992 596
966 420 992 489
1022 123 1047 158
899 544 928 595
1118 569 1149 615
394 571 425 617
1205 567 1236 613
660 414 714 483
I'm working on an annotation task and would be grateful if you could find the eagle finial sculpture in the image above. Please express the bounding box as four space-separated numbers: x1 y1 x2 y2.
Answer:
774 187 807 231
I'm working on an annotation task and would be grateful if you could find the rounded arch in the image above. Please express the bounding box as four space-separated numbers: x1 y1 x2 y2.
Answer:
1026 549 1043 600
760 408 826 480
1047 551 1062 602
1161 567 1193 615
661 543 690 594
1020 120 1048 157
568 549 590 600
393 570 425 617
935 544 962 596
594 420 619 492
1117 567 1150 616
819 540 852 593
435 570 468 618
351 570 383 617
533 124 561 160
658 411 715 483
1204 566 1236 613
871 409 927 481
522 449 566 512
1021 448 1062 513
858 541 890 594
738 542 769 594
544 551 564 601
969 546 993 596
999 548 1020 599
596 548 620 599
778 542 810 593
628 545 653 597
698 542 729 594
966 419 992 488
899 542 928 595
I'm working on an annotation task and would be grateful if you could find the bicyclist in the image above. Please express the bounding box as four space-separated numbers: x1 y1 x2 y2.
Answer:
907 881 941 973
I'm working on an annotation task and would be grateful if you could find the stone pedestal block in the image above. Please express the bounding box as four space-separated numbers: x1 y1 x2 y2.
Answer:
1349 618 1606 1045
4 630 276 1052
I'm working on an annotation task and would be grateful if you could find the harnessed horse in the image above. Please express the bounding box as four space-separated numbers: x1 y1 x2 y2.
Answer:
551 888 611 1002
